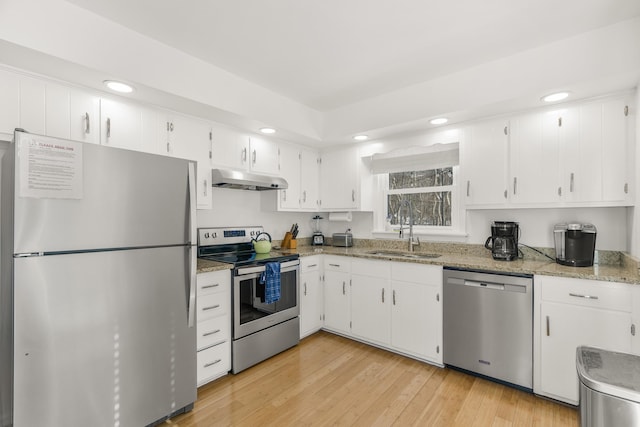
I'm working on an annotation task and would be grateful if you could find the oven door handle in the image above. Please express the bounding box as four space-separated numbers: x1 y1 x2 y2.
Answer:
235 259 300 276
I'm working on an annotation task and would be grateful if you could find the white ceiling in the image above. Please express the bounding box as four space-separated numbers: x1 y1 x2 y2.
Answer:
65 0 640 112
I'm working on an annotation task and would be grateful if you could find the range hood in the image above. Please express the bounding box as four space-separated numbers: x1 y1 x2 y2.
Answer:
210 168 288 191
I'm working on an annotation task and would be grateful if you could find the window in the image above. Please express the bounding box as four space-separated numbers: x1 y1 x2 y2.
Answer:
380 166 459 233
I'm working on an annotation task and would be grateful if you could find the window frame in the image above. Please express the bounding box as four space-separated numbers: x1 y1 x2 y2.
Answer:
373 165 463 237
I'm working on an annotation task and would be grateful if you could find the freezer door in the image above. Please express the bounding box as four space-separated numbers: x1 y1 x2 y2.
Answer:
13 246 196 427
13 132 194 253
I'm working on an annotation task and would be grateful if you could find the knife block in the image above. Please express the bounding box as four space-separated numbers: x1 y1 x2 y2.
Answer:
282 232 293 249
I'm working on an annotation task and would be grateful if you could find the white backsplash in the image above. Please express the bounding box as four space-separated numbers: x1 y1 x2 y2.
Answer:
197 187 631 252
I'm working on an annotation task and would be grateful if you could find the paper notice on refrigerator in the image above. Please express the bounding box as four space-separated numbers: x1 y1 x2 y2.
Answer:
17 135 83 199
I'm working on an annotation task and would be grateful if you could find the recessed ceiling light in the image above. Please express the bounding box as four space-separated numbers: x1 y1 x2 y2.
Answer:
260 127 276 134
542 92 570 103
353 135 368 141
103 80 134 93
429 117 448 125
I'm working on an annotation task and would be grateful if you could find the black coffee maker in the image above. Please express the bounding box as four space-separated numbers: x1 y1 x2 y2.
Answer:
485 221 519 261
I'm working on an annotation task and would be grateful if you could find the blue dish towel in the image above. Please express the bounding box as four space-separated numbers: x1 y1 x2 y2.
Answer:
260 262 281 304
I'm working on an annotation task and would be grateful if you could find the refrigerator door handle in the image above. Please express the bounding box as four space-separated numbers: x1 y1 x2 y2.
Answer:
187 162 197 328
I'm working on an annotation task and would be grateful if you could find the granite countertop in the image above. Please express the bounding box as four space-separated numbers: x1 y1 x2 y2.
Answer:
196 239 640 284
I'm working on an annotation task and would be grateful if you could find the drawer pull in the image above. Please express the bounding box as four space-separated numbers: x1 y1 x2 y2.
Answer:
201 284 220 289
307 264 318 268
203 304 221 311
329 263 340 267
569 293 599 300
204 359 222 368
203 329 221 337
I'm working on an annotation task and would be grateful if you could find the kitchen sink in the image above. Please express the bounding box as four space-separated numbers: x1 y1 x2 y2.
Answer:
366 250 441 259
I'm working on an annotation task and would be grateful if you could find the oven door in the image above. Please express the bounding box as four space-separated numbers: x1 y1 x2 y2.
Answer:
233 259 299 339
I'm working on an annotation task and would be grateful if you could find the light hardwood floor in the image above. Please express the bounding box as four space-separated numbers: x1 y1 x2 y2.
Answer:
165 331 578 426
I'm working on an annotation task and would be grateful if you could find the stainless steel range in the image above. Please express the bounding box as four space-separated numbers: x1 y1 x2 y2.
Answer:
197 226 300 373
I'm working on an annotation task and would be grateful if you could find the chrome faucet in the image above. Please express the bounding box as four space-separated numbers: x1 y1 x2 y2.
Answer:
398 199 420 252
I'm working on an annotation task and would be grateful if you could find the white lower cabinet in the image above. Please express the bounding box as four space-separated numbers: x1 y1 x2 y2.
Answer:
390 262 442 364
323 256 351 334
321 255 443 365
534 275 633 405
196 270 231 386
351 259 391 345
300 255 323 338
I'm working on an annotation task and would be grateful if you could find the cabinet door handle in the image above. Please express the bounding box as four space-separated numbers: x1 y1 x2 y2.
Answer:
546 315 550 336
106 117 111 139
625 183 629 194
569 293 599 300
392 290 396 305
166 142 171 153
84 112 90 134
303 190 307 203
503 190 507 199
204 359 222 368
252 149 257 165
304 282 307 296
632 324 636 336
466 180 470 197
203 304 221 311
201 284 219 289
558 187 562 197
204 179 207 197
342 281 345 295
242 147 247 163
513 177 517 195
352 189 355 202
570 173 575 193
282 189 287 202
436 293 440 302
203 329 221 337
381 288 385 303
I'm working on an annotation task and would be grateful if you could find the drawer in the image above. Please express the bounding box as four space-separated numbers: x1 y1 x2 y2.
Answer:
324 255 350 273
197 270 230 296
197 292 229 321
352 258 390 278
392 262 442 285
537 275 632 312
197 341 230 386
300 255 321 273
197 316 230 351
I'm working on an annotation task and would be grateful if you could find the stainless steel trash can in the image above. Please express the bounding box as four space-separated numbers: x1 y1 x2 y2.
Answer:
577 346 640 427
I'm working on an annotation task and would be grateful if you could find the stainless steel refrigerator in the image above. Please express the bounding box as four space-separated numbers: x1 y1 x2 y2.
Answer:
0 131 197 427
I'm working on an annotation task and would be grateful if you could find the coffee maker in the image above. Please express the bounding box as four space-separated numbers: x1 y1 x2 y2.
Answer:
485 221 520 261
553 223 597 267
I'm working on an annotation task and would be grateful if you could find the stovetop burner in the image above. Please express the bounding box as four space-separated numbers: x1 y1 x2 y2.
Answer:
197 226 298 267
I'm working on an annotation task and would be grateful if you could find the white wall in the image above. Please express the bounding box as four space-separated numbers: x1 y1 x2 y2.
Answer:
467 208 628 251
196 189 312 242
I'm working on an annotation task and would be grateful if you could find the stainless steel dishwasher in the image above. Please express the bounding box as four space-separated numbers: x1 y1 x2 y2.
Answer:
443 267 533 390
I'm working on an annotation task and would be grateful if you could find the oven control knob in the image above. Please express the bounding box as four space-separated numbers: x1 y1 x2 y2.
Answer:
204 232 210 239
212 233 217 238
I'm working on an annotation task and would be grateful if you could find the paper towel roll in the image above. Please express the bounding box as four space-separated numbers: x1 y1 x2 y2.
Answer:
329 211 352 222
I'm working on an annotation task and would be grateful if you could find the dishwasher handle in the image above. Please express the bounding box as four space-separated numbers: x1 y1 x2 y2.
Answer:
464 280 505 291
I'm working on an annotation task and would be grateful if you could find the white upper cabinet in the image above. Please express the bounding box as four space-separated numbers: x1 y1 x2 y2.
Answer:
509 111 561 205
319 145 372 211
463 119 509 207
0 69 20 138
276 143 319 211
300 147 320 210
159 112 213 209
100 98 159 153
45 83 100 144
248 135 280 175
464 91 634 209
210 123 248 169
209 125 280 176
278 143 302 210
